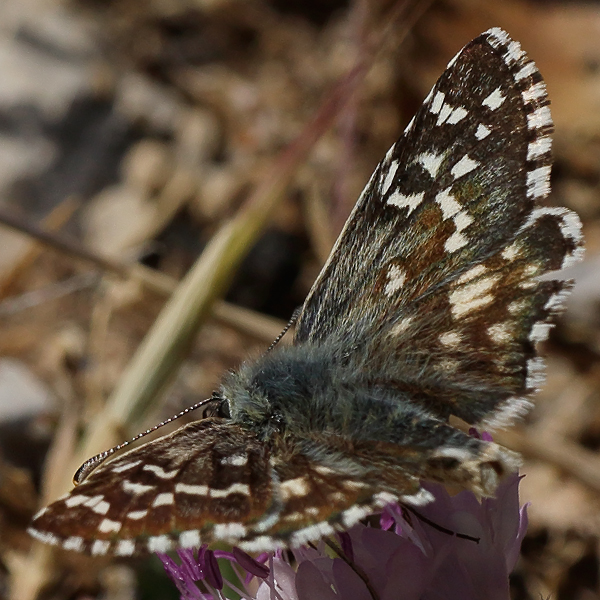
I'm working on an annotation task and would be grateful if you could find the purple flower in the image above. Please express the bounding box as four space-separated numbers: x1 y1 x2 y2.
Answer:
159 545 272 600
159 472 527 600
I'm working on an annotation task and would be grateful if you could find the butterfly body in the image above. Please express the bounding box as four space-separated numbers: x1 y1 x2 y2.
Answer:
29 28 583 557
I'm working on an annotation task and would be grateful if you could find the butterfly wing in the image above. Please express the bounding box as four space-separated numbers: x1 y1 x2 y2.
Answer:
30 416 519 555
30 420 271 555
294 28 583 425
29 419 428 555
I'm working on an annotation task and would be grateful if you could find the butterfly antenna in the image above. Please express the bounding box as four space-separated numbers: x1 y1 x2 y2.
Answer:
266 307 301 354
73 395 218 485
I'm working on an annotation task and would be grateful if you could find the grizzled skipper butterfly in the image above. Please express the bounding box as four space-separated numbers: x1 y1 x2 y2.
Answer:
29 28 583 557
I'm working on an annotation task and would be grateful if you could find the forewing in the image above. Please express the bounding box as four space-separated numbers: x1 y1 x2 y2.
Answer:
29 420 274 556
295 28 582 348
294 28 583 426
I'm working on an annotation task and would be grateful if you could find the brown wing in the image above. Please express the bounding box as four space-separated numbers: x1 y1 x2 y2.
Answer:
30 417 520 555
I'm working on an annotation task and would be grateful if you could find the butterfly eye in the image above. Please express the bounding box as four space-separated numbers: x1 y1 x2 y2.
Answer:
200 392 229 419
216 399 231 419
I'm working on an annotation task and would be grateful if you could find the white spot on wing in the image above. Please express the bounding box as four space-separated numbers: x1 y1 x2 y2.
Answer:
439 331 462 347
400 489 435 506
91 540 111 556
91 500 111 515
515 62 537 81
432 447 473 461
175 482 250 498
221 454 248 466
284 511 304 523
254 509 282 533
64 494 89 508
555 208 584 244
82 494 110 514
381 161 399 195
430 91 445 114
526 356 546 389
342 505 372 527
447 106 468 125
487 322 512 344
280 476 311 501
384 265 406 296
389 316 413 336
529 321 553 343
450 275 500 318
328 491 346 503
544 290 571 311
444 231 469 253
523 263 541 278
457 264 487 284
112 460 142 473
486 27 510 48
314 465 336 477
175 483 209 496
28 528 60 547
143 464 179 479
435 187 461 219
508 299 527 315
436 102 453 125
32 506 48 520
291 522 335 546
384 144 394 164
99 518 122 533
212 483 251 497
504 41 525 65
115 539 136 556
522 82 546 104
63 536 84 552
482 87 506 110
453 211 473 232
482 397 532 429
527 136 552 160
563 245 585 269
342 479 370 491
148 535 172 553
475 124 491 140
122 480 154 495
451 155 479 179
502 242 522 261
152 492 174 507
179 530 201 547
387 191 425 214
213 523 247 540
526 166 551 199
127 509 148 520
527 106 552 130
418 152 445 178
238 536 284 553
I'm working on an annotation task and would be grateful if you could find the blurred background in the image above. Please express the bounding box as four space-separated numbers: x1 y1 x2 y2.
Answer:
0 0 599 598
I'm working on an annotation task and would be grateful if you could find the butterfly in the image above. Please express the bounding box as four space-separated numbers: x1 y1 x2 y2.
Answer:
29 27 583 557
